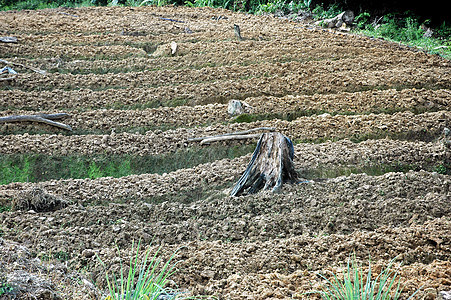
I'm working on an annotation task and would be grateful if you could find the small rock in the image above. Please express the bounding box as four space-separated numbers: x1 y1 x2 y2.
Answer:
81 249 95 258
318 113 331 118
440 291 451 300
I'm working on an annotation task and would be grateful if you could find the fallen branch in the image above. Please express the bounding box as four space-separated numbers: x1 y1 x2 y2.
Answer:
0 113 72 131
0 36 17 43
0 76 16 82
159 17 185 23
200 133 261 145
0 59 46 75
187 127 276 142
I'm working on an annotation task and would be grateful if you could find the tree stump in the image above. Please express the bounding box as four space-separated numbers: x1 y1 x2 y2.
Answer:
230 132 298 196
227 99 252 116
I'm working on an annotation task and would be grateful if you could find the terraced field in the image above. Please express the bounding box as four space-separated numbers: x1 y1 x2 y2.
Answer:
0 5 450 300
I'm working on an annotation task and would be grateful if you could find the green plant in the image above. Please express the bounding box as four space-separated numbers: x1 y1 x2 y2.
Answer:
54 251 71 262
0 205 11 213
312 3 342 20
0 282 14 296
0 155 33 185
139 0 168 6
433 164 448 175
88 161 104 179
255 0 285 14
355 12 371 29
185 0 215 7
309 256 421 300
97 241 181 300
354 13 451 59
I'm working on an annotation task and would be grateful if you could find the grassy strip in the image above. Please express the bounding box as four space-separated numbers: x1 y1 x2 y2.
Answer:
294 129 443 144
299 163 424 180
1 143 448 186
231 105 444 124
0 145 255 184
0 124 179 136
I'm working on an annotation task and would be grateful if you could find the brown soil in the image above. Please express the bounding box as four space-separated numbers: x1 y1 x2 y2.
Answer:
0 5 450 300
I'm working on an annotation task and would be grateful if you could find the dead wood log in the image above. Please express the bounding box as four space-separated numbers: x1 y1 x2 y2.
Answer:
315 10 354 29
200 133 261 145
0 59 46 75
0 36 17 43
187 127 276 143
0 113 72 131
230 132 298 196
234 24 243 41
0 76 16 82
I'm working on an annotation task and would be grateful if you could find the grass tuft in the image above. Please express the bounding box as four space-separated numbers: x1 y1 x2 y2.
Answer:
309 255 421 300
97 241 182 300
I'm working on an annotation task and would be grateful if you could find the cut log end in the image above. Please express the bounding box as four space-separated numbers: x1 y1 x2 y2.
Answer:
230 132 298 197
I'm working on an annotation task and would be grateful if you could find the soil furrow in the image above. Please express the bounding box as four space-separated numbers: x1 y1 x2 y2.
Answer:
0 111 448 155
2 88 449 135
3 60 449 92
0 138 447 202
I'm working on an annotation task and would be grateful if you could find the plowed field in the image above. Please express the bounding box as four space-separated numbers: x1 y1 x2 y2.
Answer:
0 6 450 300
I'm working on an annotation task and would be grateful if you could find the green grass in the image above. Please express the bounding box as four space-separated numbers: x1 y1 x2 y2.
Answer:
0 282 14 297
0 155 32 184
308 256 421 300
0 0 93 10
0 205 11 213
0 145 255 184
39 250 71 262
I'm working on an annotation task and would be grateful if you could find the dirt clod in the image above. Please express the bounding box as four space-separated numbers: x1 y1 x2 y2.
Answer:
12 187 68 212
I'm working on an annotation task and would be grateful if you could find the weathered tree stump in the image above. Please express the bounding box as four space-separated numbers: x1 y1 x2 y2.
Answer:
230 132 298 196
227 99 253 116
